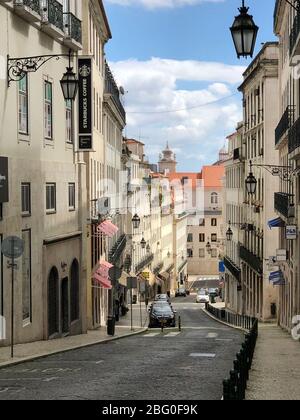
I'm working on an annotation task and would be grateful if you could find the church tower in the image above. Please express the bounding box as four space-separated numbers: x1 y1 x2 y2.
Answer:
158 142 177 174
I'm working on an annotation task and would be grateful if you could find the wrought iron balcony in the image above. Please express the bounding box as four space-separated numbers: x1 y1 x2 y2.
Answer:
289 115 300 154
135 253 154 273
239 244 263 275
14 0 41 15
42 0 64 32
108 234 127 265
275 106 295 146
63 12 82 44
224 256 241 282
104 62 126 123
153 262 163 275
274 192 293 219
290 11 300 56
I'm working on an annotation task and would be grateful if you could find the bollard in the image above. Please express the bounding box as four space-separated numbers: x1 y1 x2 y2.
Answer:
178 315 182 332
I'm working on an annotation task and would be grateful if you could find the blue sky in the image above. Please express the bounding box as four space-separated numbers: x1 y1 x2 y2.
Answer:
103 0 276 171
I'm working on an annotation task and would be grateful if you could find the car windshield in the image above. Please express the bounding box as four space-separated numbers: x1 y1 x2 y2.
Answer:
152 307 172 315
198 291 206 296
155 295 168 300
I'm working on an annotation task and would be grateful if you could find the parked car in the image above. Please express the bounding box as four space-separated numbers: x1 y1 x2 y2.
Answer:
196 290 209 304
154 294 171 303
175 288 187 297
148 305 177 328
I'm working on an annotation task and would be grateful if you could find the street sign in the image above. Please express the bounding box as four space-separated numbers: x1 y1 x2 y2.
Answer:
1 236 24 259
286 225 297 240
127 277 138 289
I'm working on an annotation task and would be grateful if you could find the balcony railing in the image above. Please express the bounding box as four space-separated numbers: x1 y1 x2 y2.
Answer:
239 244 263 275
105 62 126 123
108 234 127 265
275 105 295 146
135 253 154 273
290 12 300 56
178 259 188 273
274 192 293 219
289 115 300 154
224 256 241 282
42 0 64 32
15 0 41 15
63 12 82 44
153 262 163 275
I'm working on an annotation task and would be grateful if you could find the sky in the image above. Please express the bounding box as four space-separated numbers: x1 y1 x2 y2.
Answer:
103 0 276 171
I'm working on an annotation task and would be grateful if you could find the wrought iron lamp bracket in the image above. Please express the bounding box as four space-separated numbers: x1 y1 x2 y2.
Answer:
7 51 73 86
251 163 292 182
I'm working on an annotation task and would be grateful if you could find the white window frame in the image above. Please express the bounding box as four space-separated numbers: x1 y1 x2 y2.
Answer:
66 100 73 144
21 183 31 216
46 183 56 213
68 183 76 211
18 75 29 135
44 81 53 140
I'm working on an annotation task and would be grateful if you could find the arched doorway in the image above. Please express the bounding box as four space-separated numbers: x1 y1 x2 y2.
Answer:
70 259 79 322
48 267 59 338
61 278 70 335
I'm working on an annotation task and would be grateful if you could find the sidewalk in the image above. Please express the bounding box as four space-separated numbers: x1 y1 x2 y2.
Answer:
246 324 300 400
0 304 148 369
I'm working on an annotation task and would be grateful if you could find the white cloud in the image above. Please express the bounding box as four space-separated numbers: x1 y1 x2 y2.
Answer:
109 57 244 169
105 0 224 10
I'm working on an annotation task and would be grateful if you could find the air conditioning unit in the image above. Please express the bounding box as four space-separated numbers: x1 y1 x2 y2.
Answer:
97 197 111 216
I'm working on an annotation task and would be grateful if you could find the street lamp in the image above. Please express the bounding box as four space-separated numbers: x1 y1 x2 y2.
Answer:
230 0 259 59
7 50 78 101
226 223 234 242
206 242 212 254
245 161 257 195
140 237 147 249
146 244 151 254
60 67 78 101
132 214 141 230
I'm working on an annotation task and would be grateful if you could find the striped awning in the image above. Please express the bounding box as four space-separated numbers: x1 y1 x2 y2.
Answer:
97 220 119 238
269 270 285 286
93 260 113 289
268 217 285 229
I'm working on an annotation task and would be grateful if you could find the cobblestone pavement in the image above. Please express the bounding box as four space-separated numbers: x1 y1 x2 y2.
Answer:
0 296 244 400
246 324 300 400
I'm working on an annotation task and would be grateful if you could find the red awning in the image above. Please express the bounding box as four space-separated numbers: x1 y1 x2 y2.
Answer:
93 272 112 289
93 260 113 289
97 220 119 238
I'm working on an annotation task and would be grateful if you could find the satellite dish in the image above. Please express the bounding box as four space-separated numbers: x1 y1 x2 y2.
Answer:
119 86 125 95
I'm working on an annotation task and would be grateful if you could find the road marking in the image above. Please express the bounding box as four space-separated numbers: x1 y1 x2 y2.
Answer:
43 377 59 383
144 333 160 337
206 332 218 339
95 360 104 364
189 353 216 358
164 332 180 337
216 339 233 342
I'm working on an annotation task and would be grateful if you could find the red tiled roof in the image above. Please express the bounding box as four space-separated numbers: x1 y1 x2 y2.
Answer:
201 165 225 188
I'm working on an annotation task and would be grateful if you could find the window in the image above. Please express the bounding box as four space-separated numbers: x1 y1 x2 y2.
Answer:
199 233 205 242
19 75 28 134
66 100 73 143
44 81 53 139
211 234 217 242
68 183 75 210
199 249 205 258
187 249 193 258
22 230 32 323
211 193 218 204
46 183 56 213
211 249 218 258
21 183 31 216
211 218 217 227
199 219 205 226
187 233 193 243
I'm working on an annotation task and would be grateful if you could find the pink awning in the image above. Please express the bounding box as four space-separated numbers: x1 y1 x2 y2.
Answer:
97 220 119 238
93 272 112 289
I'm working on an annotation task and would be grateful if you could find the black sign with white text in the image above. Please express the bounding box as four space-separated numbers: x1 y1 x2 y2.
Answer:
78 57 93 151
0 157 9 203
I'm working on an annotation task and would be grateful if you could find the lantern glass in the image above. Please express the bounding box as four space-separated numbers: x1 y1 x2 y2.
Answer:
141 238 146 249
226 228 233 242
60 67 78 101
